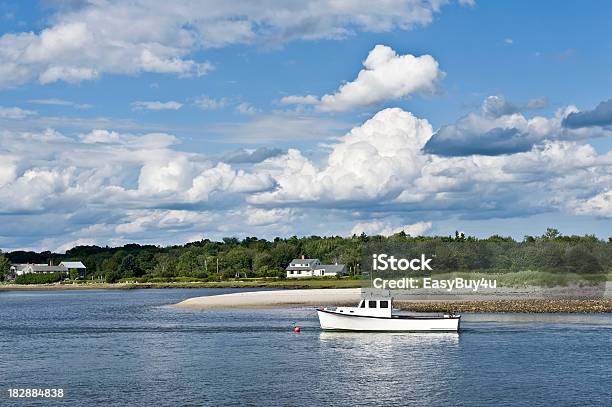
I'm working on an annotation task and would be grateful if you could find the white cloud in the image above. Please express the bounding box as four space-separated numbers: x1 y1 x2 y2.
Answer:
351 220 432 236
0 0 449 88
280 95 319 105
1 105 610 251
250 108 433 203
39 66 99 84
504 38 513 44
236 102 257 115
132 100 183 110
248 106 612 226
281 45 444 112
570 191 612 218
246 207 294 226
0 106 36 119
114 210 216 236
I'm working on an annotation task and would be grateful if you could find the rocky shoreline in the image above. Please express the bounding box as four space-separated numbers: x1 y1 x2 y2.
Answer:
395 298 612 313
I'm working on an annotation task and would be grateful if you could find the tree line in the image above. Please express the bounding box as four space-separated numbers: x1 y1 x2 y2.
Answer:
1 229 610 283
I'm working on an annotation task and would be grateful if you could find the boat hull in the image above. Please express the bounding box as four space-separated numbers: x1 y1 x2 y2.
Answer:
316 309 460 332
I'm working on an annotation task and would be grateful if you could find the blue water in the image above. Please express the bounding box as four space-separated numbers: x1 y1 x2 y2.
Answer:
0 289 610 406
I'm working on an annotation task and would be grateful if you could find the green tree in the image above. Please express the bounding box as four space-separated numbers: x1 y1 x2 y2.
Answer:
119 254 142 277
253 252 273 273
69 268 79 280
0 253 10 281
153 253 177 277
176 250 201 276
544 228 561 240
105 270 121 283
270 242 298 269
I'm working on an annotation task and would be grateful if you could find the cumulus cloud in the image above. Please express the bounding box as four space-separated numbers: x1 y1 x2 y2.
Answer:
247 107 612 226
570 191 612 218
1 105 610 251
0 0 449 88
131 101 183 110
281 44 444 112
250 108 433 203
351 220 432 236
562 99 612 128
424 95 612 156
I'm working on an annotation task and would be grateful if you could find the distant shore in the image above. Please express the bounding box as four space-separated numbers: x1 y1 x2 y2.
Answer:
0 279 362 291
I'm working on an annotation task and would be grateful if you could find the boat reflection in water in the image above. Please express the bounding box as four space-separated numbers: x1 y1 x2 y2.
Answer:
315 330 460 405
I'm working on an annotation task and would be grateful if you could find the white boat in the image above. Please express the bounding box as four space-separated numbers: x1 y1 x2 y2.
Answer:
316 297 460 332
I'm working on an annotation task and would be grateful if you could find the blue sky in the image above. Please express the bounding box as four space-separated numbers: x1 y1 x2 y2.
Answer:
0 0 610 251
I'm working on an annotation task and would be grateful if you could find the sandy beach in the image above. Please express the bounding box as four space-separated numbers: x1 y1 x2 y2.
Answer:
173 288 362 309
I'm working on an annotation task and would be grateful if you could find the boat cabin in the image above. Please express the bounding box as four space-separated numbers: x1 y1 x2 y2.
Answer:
330 297 393 318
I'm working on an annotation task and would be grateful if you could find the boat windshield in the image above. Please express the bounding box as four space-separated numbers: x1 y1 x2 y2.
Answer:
359 300 365 308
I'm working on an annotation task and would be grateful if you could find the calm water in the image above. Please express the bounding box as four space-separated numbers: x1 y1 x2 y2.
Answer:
0 289 610 406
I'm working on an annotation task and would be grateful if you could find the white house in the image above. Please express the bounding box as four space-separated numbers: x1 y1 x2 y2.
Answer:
9 261 87 278
286 257 347 278
10 263 68 276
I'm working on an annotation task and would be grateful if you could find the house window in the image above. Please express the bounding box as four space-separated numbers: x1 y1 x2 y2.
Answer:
368 300 377 308
380 301 389 308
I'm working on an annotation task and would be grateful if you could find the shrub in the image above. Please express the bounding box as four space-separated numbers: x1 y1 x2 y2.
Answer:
15 272 65 284
105 270 121 283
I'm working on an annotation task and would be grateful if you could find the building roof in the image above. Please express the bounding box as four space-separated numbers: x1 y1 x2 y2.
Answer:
60 261 86 269
289 258 318 265
317 264 346 273
31 265 68 272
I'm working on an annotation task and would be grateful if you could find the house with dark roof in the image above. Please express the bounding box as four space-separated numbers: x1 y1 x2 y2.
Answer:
286 257 347 278
60 261 87 278
9 261 87 279
10 263 68 276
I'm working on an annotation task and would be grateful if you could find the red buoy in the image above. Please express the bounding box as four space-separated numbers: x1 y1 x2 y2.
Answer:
293 326 301 333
